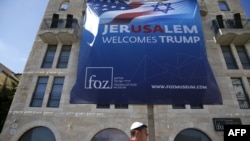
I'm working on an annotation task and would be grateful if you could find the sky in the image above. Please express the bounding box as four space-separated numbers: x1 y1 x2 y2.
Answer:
0 0 49 73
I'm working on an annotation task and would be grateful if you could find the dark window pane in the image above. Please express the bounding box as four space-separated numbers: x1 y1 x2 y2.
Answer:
218 1 230 11
190 104 203 109
57 45 71 68
221 46 238 69
91 128 129 141
231 78 250 109
96 104 110 109
41 45 57 68
172 104 185 109
30 77 48 107
175 128 211 141
236 46 250 69
19 126 56 141
50 14 59 28
47 77 64 108
115 104 128 109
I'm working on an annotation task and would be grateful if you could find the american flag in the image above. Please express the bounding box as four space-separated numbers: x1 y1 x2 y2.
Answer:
84 0 194 46
87 0 153 24
87 0 143 16
86 0 192 24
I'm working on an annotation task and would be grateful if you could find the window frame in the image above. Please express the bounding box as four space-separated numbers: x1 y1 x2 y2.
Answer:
30 77 49 107
218 1 230 11
231 78 250 109
59 1 70 11
172 104 186 109
47 77 65 108
190 104 204 109
96 104 110 109
41 45 57 68
56 45 71 68
115 104 128 109
221 45 238 69
235 46 250 69
18 126 56 141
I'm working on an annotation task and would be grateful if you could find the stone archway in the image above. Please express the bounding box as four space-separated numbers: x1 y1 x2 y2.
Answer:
91 128 129 141
18 126 56 141
174 128 212 141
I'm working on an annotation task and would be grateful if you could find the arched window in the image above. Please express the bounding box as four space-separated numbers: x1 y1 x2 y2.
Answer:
19 126 56 141
60 1 69 11
174 128 211 141
91 128 129 141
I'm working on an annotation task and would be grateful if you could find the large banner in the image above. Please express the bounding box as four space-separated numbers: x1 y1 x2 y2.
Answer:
70 0 222 104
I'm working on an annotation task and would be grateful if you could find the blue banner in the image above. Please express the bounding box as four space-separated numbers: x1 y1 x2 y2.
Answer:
240 0 250 19
70 0 222 104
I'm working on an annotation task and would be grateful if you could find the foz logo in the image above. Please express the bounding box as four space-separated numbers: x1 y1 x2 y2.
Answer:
85 67 113 89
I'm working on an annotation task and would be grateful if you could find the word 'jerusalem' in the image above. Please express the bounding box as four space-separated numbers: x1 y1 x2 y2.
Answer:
101 24 200 44
102 24 199 35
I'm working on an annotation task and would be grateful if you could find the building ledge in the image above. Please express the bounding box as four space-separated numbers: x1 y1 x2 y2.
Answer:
212 18 250 45
214 28 250 45
38 18 80 44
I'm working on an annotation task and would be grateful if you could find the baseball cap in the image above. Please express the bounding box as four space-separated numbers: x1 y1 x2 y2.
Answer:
130 121 147 130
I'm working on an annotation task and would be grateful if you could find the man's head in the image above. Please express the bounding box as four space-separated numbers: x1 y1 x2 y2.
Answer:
130 121 148 141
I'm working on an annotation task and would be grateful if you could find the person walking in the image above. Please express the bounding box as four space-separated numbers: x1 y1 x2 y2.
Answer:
129 121 148 141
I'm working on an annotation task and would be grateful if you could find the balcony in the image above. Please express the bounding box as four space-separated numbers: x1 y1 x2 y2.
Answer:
38 18 80 44
211 14 250 45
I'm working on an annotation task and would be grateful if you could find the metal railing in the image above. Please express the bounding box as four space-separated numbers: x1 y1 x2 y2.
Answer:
211 18 250 34
40 18 80 33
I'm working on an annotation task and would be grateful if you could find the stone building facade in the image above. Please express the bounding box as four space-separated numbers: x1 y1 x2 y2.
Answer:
0 63 20 90
0 0 250 141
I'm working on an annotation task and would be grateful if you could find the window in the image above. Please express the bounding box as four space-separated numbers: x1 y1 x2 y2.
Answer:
50 14 59 28
30 77 48 107
218 1 230 11
91 128 129 141
115 104 128 109
190 104 203 109
216 15 224 28
60 1 69 11
231 78 250 109
41 45 57 68
221 45 238 69
236 46 250 69
57 45 71 68
65 14 73 28
65 15 78 29
174 128 211 141
47 77 64 107
19 126 55 141
172 104 185 109
96 104 110 109
234 13 243 28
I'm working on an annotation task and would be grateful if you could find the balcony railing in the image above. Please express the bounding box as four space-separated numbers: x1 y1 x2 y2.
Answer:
211 15 250 45
38 18 80 44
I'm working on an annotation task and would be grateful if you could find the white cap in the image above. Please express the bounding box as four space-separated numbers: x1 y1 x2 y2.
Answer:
130 121 147 130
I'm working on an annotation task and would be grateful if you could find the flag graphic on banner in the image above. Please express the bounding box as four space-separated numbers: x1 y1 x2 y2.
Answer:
86 0 193 23
84 0 194 46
